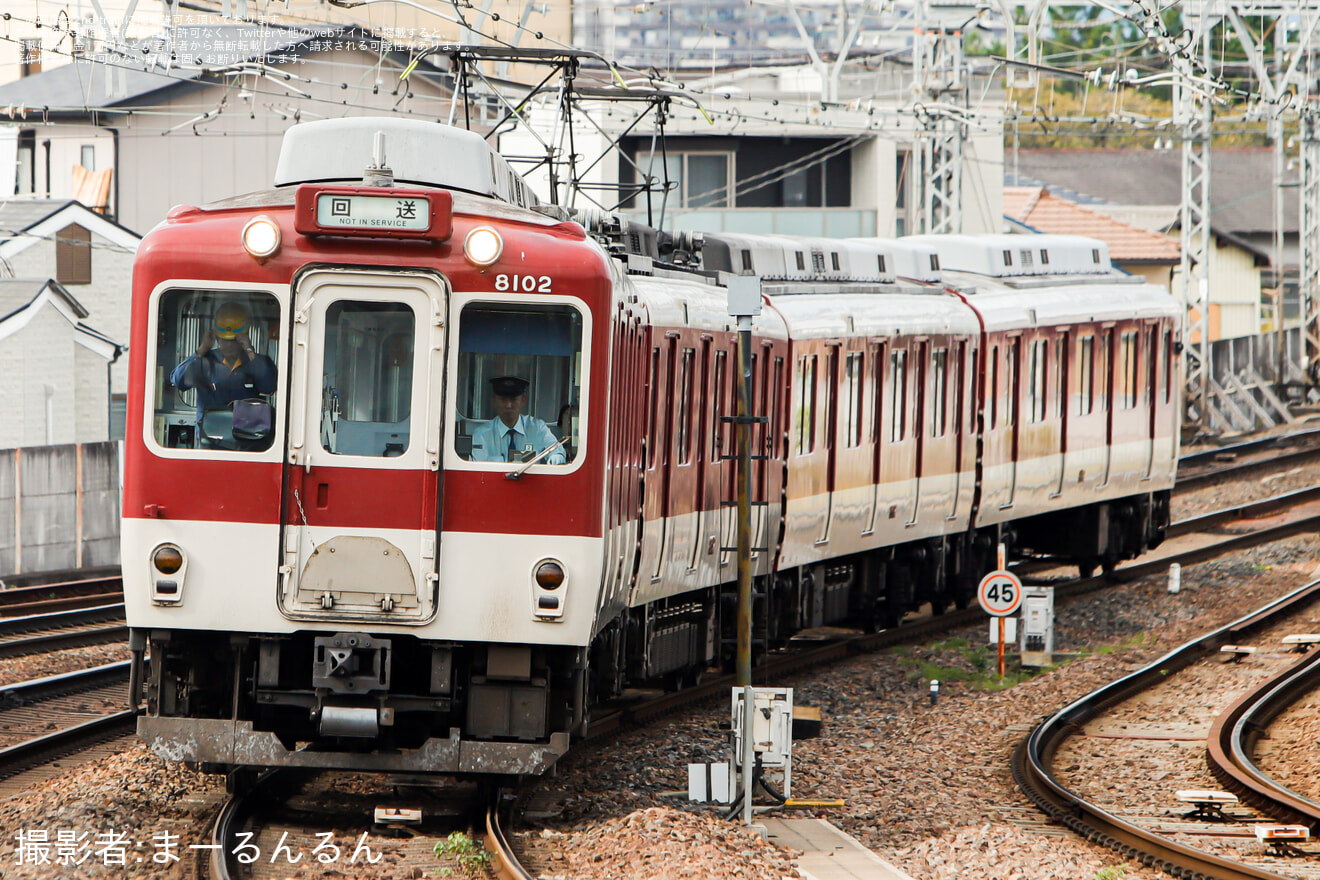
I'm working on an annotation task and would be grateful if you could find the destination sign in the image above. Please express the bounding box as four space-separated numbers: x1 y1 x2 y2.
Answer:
315 193 431 231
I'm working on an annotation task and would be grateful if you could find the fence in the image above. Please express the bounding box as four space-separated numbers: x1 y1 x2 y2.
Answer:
1194 327 1314 434
0 442 121 577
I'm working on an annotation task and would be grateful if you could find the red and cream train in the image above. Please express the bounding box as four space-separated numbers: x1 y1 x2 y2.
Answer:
122 118 1179 778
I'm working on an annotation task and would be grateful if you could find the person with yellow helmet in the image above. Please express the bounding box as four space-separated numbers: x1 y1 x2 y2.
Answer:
171 300 277 441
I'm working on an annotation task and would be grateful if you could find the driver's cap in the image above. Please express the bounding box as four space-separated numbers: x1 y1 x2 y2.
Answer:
213 301 250 340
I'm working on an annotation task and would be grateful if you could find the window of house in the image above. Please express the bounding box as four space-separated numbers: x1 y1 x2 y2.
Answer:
15 130 35 195
56 225 91 285
648 152 734 208
80 145 96 171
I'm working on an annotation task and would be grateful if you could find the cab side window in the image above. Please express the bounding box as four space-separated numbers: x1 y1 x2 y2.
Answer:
454 301 584 465
152 289 281 452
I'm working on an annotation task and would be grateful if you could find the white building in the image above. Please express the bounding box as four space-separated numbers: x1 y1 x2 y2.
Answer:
0 279 123 448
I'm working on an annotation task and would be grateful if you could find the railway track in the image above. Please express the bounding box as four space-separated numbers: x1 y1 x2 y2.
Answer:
1013 578 1320 880
0 574 125 617
1177 426 1320 491
208 769 532 880
0 604 127 658
1208 641 1320 832
0 662 136 791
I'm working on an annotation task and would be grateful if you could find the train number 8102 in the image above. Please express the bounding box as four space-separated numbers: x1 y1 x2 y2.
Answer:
494 274 553 293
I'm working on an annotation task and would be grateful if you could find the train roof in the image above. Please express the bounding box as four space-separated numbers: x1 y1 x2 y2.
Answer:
626 271 790 340
903 233 1113 278
274 118 540 209
769 287 980 341
956 275 1181 330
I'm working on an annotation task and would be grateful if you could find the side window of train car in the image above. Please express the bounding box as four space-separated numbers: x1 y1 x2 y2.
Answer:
151 289 281 453
1163 329 1174 404
1078 335 1094 415
796 355 817 454
1027 340 1046 424
677 348 695 465
1120 331 1138 409
890 349 907 442
989 345 999 429
1005 340 1020 427
930 348 947 437
844 352 864 447
453 301 584 466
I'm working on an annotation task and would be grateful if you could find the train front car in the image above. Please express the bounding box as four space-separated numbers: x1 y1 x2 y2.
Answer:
122 119 612 778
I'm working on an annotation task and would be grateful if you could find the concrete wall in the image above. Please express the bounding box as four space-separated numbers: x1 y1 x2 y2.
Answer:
0 441 120 577
7 227 135 393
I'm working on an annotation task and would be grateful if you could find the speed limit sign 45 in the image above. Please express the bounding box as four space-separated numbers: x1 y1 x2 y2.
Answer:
978 570 1023 617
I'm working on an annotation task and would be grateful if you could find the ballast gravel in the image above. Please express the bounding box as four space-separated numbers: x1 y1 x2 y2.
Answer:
2 525 1319 878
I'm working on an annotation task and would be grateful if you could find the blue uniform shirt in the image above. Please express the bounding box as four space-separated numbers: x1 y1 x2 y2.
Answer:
171 350 278 424
470 413 566 464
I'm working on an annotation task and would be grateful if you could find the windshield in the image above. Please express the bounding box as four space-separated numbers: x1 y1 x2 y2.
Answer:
453 301 584 466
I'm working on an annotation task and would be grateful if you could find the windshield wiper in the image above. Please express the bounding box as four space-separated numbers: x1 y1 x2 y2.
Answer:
505 436 569 480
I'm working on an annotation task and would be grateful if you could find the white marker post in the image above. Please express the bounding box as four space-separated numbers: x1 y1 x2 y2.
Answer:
978 569 1024 678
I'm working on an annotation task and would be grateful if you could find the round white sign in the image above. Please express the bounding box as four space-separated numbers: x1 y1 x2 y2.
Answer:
977 570 1023 617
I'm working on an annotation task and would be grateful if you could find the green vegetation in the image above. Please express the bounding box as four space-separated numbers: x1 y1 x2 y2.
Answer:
434 831 491 877
1094 866 1127 880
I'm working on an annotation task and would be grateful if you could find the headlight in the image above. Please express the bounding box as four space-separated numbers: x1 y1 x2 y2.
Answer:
463 226 503 266
242 216 281 258
153 545 184 574
534 561 565 590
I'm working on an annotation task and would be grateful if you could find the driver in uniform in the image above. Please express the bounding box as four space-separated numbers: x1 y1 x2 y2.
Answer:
469 376 567 464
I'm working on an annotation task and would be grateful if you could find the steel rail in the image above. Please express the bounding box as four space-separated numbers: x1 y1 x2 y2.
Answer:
0 565 121 590
0 576 123 606
0 660 131 704
0 604 127 658
210 768 303 880
487 804 536 880
1014 578 1320 880
1166 484 1320 538
1177 426 1320 490
1207 645 1320 828
0 711 136 781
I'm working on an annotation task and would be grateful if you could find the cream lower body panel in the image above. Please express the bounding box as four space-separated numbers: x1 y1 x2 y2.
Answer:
780 475 973 570
123 518 602 647
976 440 1176 528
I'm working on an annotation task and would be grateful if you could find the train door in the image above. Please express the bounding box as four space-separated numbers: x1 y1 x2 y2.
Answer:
819 346 840 543
1053 331 1069 497
1003 337 1021 508
906 340 927 525
279 269 445 621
